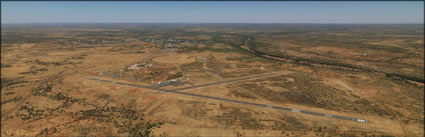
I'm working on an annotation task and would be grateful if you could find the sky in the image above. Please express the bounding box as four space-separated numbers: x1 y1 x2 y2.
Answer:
1 2 424 24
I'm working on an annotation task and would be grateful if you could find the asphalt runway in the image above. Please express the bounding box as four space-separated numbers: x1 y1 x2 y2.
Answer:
87 75 367 123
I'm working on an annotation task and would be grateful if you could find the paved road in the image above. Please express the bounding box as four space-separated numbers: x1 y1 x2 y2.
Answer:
87 76 367 123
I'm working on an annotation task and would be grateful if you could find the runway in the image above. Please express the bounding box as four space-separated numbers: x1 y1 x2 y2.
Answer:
88 72 367 123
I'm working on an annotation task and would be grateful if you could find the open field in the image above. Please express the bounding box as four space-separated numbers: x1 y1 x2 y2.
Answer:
1 24 424 136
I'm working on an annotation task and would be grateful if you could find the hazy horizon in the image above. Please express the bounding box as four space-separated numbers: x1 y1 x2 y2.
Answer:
2 2 424 24
2 22 425 25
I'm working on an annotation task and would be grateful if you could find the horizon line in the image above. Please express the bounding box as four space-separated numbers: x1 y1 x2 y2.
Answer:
2 22 424 25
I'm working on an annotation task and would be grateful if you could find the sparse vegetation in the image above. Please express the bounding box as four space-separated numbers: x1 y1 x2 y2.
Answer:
1 24 423 137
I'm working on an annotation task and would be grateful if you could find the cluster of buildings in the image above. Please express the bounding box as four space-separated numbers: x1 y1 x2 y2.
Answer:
91 39 134 44
353 53 368 56
140 38 211 45
157 77 190 87
127 62 153 70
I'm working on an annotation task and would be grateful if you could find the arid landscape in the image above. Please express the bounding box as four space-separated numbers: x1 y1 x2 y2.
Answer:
1 23 424 137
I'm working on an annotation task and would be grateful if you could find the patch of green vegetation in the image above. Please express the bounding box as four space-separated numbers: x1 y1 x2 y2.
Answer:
77 107 163 137
1 64 12 68
19 66 49 75
385 72 424 83
1 96 22 105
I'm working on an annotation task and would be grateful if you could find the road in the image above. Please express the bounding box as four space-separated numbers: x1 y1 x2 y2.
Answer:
87 73 367 123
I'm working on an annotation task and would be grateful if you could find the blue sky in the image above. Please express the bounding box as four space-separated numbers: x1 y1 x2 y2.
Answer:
1 2 423 24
